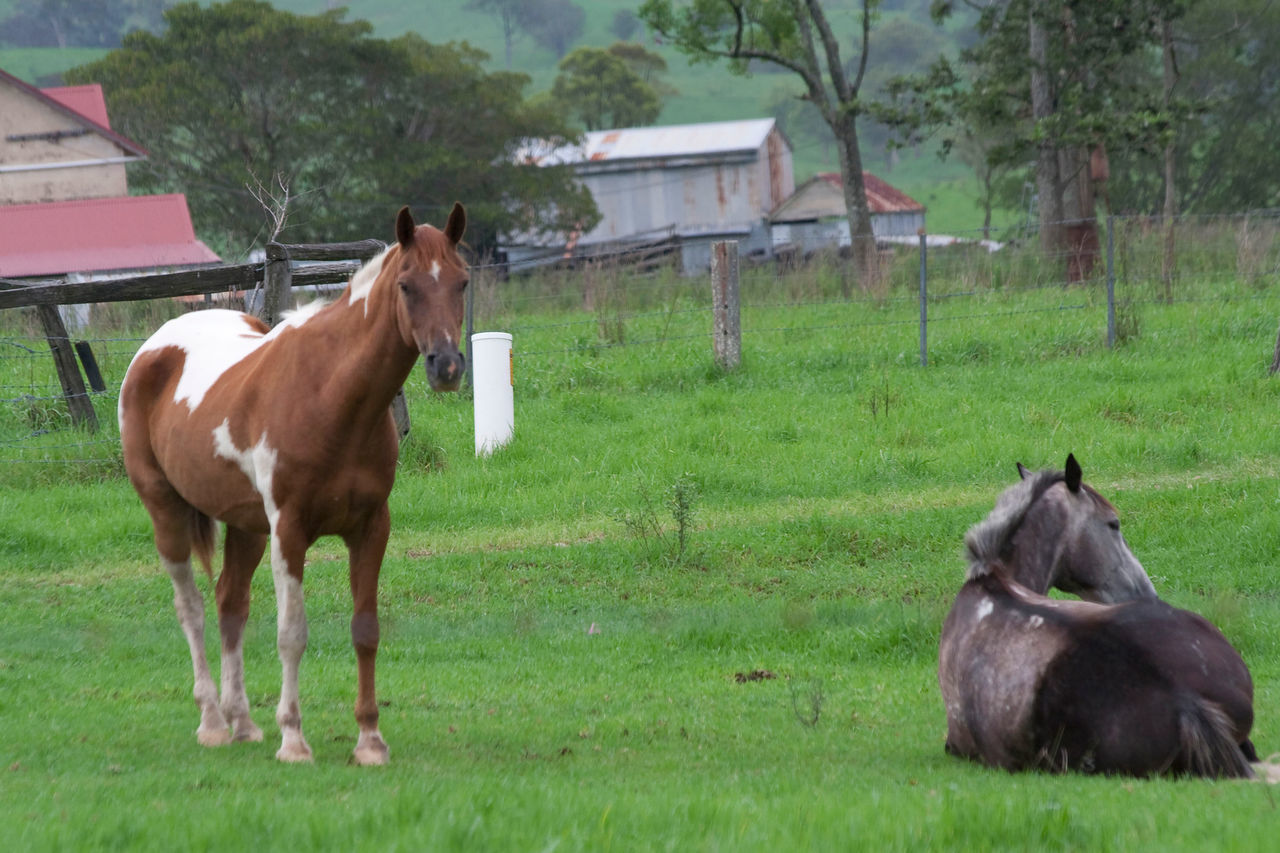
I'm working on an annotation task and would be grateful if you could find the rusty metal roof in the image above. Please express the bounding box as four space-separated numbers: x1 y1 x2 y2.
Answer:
521 118 780 167
772 172 924 222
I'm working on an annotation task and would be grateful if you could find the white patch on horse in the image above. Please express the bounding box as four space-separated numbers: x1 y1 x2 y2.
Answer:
212 419 280 523
976 597 994 621
1028 614 1044 629
348 245 392 317
129 306 326 413
429 259 440 281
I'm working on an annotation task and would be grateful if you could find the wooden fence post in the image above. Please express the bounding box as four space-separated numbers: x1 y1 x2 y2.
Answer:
711 240 741 371
261 242 293 326
35 304 97 431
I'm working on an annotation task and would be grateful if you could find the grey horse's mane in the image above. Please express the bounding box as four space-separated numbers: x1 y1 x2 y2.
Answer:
964 469 1065 579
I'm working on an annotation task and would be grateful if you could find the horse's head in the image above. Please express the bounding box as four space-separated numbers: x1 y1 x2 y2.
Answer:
392 203 468 392
967 454 1156 603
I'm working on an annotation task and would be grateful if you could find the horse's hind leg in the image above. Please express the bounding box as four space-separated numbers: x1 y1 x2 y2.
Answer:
216 526 268 743
148 505 231 747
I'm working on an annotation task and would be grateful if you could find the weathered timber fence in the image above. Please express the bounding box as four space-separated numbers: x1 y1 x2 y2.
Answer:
0 237 384 431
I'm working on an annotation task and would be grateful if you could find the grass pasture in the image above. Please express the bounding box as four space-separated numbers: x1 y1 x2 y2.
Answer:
4 236 1280 849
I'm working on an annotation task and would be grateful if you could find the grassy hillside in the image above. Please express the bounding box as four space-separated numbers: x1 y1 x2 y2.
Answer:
0 0 1008 233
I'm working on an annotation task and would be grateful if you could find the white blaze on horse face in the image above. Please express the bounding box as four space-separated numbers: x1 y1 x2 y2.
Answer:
975 597 995 622
429 260 440 281
348 245 392 317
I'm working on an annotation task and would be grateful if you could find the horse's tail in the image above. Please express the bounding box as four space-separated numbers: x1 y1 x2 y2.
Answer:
1177 694 1254 779
190 507 217 582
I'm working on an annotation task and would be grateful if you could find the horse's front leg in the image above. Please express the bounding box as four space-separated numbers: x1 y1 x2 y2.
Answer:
270 519 313 762
345 504 391 766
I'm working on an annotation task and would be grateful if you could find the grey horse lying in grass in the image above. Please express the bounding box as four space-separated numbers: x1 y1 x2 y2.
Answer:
939 455 1256 778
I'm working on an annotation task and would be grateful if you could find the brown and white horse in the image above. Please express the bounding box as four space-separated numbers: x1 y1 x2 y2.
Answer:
939 455 1257 778
119 204 467 765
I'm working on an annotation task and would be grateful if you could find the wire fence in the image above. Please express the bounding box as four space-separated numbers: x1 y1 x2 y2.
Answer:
3 211 1279 472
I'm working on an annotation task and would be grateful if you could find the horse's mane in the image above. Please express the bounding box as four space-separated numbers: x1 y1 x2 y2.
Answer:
964 469 1065 579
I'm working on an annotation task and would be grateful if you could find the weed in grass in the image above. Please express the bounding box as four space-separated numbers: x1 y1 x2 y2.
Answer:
1114 298 1141 345
789 676 824 727
613 472 701 566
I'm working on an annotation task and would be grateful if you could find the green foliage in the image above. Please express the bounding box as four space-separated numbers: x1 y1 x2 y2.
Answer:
549 44 663 130
62 0 598 255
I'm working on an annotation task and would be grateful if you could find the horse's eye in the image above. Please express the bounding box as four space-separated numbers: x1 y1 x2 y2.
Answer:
1107 519 1121 531
398 281 410 293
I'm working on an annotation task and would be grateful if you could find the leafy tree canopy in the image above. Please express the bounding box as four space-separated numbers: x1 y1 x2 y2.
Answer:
64 0 597 255
550 44 665 131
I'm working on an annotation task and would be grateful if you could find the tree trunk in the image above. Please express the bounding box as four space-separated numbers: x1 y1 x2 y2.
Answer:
1029 3 1064 256
832 112 879 291
1161 17 1178 303
1060 145 1100 282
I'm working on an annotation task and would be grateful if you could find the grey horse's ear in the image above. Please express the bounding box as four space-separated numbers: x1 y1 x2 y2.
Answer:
1064 453 1082 493
1016 462 1032 480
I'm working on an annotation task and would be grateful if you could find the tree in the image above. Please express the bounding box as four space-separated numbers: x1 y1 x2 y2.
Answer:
0 0 164 48
526 0 585 58
923 0 1180 278
66 0 597 254
639 0 887 286
467 0 584 64
550 46 663 130
611 8 641 41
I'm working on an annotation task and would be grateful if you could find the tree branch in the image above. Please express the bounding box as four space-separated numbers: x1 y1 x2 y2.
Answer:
803 0 854 103
721 1 825 100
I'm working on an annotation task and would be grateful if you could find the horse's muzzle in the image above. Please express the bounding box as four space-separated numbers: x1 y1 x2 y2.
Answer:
425 349 465 391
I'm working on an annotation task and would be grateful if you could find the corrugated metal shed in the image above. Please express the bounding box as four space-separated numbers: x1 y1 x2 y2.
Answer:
770 171 925 249
510 118 794 272
527 118 778 169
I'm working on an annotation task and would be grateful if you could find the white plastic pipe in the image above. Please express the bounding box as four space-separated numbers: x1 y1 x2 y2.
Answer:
472 332 514 456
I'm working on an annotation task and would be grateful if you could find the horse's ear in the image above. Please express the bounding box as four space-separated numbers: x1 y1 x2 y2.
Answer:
1016 463 1031 480
444 201 466 246
395 206 415 249
1064 453 1082 493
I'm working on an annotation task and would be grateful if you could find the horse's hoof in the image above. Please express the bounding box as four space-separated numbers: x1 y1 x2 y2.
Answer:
275 736 314 763
353 744 390 766
197 726 233 747
232 721 264 743
275 746 314 763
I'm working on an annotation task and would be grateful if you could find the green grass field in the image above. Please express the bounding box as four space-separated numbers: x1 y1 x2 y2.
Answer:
3 232 1280 848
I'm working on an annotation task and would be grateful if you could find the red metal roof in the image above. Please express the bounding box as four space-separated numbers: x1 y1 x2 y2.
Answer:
41 84 112 129
817 171 924 213
0 194 220 278
0 67 146 157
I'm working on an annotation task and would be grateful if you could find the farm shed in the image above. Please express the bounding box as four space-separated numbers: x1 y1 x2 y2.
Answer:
769 171 925 254
0 68 218 322
509 117 795 273
1 68 218 329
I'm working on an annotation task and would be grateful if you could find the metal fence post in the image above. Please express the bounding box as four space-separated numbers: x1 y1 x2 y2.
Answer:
711 240 741 371
919 231 928 367
1106 214 1116 349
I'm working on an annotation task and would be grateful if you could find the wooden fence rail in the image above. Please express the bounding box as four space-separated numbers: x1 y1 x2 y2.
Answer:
0 238 386 431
